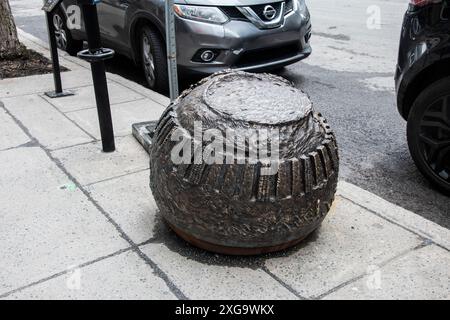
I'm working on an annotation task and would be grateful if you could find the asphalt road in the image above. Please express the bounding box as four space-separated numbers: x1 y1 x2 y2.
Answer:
9 0 450 228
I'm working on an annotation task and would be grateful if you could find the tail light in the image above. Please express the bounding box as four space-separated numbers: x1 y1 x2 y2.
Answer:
410 0 442 7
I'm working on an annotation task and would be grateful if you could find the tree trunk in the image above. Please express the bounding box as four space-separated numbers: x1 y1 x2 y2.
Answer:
0 0 22 59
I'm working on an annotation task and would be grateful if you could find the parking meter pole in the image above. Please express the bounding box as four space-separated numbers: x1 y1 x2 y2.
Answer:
42 1 74 99
45 12 63 94
77 1 115 153
165 0 179 101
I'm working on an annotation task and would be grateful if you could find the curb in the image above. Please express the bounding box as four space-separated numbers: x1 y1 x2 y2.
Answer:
338 181 450 250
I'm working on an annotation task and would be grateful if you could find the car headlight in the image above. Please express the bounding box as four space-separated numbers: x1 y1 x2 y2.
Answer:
174 5 229 24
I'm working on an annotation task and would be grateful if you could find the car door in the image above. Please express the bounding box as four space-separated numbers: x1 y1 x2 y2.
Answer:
96 0 130 50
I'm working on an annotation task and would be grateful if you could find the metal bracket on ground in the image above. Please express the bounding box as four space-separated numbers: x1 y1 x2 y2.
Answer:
132 121 158 154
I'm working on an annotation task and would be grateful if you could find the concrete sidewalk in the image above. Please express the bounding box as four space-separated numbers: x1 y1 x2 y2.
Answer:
0 30 449 300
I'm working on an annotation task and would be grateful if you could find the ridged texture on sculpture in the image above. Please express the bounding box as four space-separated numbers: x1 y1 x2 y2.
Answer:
150 71 339 255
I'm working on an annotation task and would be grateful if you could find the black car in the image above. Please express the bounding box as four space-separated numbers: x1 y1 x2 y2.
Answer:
395 0 450 194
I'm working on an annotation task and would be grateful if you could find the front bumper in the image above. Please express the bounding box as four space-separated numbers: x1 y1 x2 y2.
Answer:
395 9 421 119
395 4 448 119
175 9 312 75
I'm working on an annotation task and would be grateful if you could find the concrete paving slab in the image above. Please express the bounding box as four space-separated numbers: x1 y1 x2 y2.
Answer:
324 245 450 300
0 148 128 295
338 181 450 250
106 72 170 108
8 251 176 300
0 70 92 98
0 107 30 151
264 196 423 298
140 243 298 300
51 135 149 186
86 170 156 244
66 99 166 139
1 94 93 150
43 82 146 113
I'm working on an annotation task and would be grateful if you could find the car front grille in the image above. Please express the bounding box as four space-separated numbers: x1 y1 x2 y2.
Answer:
234 42 301 68
219 6 248 21
285 0 294 14
250 2 283 21
220 1 294 22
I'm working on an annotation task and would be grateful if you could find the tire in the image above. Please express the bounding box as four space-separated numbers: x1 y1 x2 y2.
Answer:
140 25 169 93
407 77 450 195
51 8 83 56
150 71 339 255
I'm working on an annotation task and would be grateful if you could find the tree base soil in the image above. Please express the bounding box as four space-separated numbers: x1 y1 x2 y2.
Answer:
0 48 68 79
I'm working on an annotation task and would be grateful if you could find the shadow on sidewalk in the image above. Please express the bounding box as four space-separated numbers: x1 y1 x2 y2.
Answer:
148 213 321 269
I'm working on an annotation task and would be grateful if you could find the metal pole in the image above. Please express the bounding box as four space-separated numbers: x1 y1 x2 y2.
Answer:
45 12 63 94
165 0 179 101
43 6 73 99
79 3 115 152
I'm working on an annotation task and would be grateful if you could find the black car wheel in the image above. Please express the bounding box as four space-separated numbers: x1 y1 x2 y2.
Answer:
407 77 450 195
140 26 168 93
51 8 83 56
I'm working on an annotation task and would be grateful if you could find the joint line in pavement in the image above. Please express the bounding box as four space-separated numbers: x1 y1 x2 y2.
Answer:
83 168 150 188
0 247 133 299
261 266 308 300
49 140 100 152
313 240 433 300
37 94 98 141
342 195 449 253
0 234 161 298
341 195 427 242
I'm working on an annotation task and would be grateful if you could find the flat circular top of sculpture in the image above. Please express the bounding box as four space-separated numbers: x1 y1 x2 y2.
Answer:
203 72 312 125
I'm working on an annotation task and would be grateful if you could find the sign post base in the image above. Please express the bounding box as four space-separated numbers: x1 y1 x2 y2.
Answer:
44 90 75 99
132 121 158 154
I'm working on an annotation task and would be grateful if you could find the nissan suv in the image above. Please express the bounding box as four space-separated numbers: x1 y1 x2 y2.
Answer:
395 0 450 194
52 0 312 92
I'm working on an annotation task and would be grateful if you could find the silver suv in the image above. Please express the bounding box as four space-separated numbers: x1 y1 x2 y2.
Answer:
54 0 312 91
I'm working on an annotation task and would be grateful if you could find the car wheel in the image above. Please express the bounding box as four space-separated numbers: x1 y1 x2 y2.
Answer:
140 25 168 93
407 77 450 195
51 8 83 56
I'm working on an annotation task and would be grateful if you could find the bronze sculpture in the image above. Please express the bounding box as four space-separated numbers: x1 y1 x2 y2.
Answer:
150 71 339 255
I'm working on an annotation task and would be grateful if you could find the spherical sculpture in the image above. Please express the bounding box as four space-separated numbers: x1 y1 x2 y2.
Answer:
150 71 339 255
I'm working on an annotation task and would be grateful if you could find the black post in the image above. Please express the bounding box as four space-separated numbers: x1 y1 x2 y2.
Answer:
43 3 74 99
77 0 115 153
46 12 62 94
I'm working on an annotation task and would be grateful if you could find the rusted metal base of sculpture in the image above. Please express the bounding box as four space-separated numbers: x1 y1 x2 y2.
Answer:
168 221 314 256
150 71 340 255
